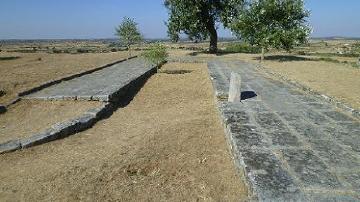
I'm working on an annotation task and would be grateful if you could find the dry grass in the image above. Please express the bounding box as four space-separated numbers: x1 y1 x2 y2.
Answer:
0 62 248 201
0 100 101 143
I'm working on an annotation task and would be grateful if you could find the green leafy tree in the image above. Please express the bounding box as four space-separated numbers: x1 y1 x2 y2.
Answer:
142 43 168 70
115 17 143 57
231 0 311 61
164 0 245 53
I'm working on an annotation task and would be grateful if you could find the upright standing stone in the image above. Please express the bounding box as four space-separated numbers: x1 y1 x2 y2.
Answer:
228 72 242 102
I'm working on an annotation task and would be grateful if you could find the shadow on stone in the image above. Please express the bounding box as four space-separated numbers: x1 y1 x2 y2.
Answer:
100 68 157 119
241 91 257 101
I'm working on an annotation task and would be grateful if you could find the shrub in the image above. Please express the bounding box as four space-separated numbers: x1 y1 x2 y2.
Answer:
76 48 89 53
142 43 168 69
0 56 20 60
223 43 261 54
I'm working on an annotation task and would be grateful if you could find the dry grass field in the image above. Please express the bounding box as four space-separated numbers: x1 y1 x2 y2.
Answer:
0 39 359 201
0 62 248 201
0 100 101 143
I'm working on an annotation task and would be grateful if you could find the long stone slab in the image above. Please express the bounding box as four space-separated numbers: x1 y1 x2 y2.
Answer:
208 60 360 201
23 58 154 102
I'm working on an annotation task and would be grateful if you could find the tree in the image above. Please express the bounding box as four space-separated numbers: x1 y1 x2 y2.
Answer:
231 0 311 62
142 43 168 70
115 17 143 57
164 0 245 53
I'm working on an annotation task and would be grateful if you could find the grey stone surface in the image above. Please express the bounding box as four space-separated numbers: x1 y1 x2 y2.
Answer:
208 60 360 201
23 58 154 102
0 140 21 154
228 72 241 102
6 103 111 152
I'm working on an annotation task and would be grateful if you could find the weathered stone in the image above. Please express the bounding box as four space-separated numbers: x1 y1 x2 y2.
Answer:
229 124 269 149
0 140 21 154
306 192 360 202
208 59 359 200
268 130 301 147
341 172 360 191
254 113 288 131
240 149 305 201
282 149 342 188
228 72 241 102
20 130 56 148
323 111 354 122
23 58 154 103
309 139 360 168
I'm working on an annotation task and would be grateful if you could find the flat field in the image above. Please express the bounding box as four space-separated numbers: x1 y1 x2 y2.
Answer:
0 61 248 201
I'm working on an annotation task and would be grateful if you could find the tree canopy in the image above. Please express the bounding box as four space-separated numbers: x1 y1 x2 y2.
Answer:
231 0 311 61
164 0 245 53
115 17 143 57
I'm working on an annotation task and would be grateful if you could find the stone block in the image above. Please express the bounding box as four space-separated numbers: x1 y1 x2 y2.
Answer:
0 140 21 154
282 149 342 188
239 149 304 201
228 123 269 149
268 130 301 147
254 113 288 131
323 111 354 122
20 130 56 148
228 72 242 102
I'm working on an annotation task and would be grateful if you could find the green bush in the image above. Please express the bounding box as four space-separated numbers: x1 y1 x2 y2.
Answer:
76 48 89 53
223 43 261 54
142 43 168 69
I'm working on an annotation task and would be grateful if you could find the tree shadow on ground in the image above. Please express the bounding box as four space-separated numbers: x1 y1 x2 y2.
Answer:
187 50 252 56
259 55 313 62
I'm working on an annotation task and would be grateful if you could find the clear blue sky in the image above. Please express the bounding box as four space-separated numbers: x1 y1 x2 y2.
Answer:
0 0 359 39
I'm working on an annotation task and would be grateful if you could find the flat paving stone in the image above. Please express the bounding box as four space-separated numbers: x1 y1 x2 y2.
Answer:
208 60 360 201
24 58 153 102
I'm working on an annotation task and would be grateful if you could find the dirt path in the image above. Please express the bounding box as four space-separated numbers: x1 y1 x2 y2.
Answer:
0 62 248 201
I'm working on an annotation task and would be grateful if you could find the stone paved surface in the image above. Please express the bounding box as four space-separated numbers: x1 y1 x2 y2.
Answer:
208 60 360 201
24 58 153 102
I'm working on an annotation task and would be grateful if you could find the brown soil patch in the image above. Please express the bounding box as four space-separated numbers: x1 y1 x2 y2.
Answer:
0 62 248 201
0 52 133 104
0 100 101 143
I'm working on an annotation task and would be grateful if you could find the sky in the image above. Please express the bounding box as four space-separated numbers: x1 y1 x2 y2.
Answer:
0 0 359 40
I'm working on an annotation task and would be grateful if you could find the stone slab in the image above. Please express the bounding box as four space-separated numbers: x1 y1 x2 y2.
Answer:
208 60 360 201
23 58 154 102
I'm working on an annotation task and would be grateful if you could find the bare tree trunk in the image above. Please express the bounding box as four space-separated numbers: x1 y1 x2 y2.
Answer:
261 47 265 62
207 20 218 54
